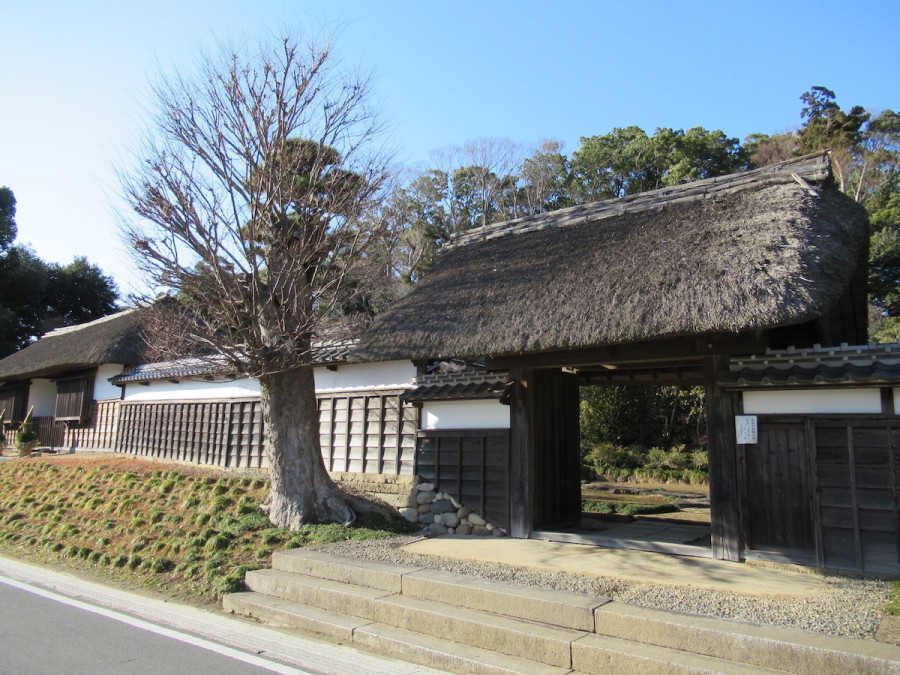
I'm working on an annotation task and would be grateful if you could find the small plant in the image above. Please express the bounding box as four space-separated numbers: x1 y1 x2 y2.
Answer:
15 411 39 456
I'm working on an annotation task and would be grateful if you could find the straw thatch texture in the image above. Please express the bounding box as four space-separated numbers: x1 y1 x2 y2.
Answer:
358 159 868 362
0 309 147 381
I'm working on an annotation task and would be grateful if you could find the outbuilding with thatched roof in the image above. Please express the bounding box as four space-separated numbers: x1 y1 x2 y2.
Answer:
0 308 150 450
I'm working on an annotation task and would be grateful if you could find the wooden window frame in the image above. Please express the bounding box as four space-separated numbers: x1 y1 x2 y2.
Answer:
0 384 29 424
54 375 95 423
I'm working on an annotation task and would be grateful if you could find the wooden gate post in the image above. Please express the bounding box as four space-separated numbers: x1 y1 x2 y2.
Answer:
704 355 743 562
509 367 535 538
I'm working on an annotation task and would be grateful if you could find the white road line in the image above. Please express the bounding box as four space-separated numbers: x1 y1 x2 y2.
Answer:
0 574 309 675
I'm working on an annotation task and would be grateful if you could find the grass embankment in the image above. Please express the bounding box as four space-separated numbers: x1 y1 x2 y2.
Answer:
0 456 410 605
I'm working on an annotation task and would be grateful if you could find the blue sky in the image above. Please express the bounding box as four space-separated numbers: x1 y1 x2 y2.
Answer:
1 1 897 296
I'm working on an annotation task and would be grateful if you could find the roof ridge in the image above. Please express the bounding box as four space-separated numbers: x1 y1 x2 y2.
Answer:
43 308 137 338
446 152 831 252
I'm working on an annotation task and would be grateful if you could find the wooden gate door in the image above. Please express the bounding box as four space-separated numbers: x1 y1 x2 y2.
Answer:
740 418 815 558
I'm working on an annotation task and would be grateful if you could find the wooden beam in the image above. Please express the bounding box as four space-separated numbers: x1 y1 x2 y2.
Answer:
508 367 535 538
487 331 767 371
704 355 743 562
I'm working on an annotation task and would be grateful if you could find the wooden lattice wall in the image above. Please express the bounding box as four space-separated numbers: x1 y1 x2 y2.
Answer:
744 415 900 574
317 390 418 475
117 399 265 468
416 428 510 529
114 390 418 474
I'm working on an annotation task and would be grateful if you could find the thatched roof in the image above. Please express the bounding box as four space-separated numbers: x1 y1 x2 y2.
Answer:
0 309 148 382
357 153 869 362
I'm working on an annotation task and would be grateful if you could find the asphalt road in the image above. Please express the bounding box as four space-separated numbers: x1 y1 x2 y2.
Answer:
0 578 298 674
0 556 443 675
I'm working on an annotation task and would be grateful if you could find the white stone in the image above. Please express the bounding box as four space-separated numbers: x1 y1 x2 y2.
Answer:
400 508 418 522
442 513 460 528
468 513 486 526
416 483 435 492
485 523 495 532
416 491 435 505
449 497 462 508
432 513 444 525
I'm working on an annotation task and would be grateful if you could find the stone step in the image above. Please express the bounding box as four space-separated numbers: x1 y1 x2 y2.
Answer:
594 603 900 675
373 593 587 668
354 622 573 675
222 591 370 642
271 548 420 593
272 548 609 631
224 591 571 675
572 634 786 675
400 567 608 632
244 568 389 619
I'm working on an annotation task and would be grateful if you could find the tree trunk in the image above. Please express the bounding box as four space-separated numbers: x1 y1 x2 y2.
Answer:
258 365 355 529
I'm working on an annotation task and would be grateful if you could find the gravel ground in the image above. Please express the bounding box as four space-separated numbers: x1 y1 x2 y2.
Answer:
320 535 891 640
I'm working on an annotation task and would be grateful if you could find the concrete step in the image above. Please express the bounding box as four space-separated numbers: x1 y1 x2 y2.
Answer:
271 548 420 592
244 568 389 619
354 622 572 675
222 591 370 642
572 634 785 674
273 548 610 631
594 603 900 675
229 550 900 675
373 593 587 668
400 567 608 632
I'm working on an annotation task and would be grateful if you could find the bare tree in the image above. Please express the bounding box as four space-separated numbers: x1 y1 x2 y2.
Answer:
120 35 390 528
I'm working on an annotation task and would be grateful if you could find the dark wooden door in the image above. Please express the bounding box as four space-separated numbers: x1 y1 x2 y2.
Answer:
741 419 815 552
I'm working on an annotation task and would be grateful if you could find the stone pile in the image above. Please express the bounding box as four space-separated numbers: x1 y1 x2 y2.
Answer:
400 481 506 537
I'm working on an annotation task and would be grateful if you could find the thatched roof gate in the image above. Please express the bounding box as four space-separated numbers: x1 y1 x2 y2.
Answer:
358 152 870 562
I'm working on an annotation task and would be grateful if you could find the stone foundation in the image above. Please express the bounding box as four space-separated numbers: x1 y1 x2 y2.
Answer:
401 481 507 537
330 472 419 510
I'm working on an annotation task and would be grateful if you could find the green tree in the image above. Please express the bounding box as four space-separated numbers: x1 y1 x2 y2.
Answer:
570 126 745 202
0 187 16 251
0 188 118 357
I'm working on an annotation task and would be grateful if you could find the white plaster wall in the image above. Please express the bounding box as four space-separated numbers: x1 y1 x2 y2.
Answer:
27 378 56 417
312 361 416 393
123 377 261 402
119 360 415 402
95 364 124 401
423 399 510 430
742 389 882 415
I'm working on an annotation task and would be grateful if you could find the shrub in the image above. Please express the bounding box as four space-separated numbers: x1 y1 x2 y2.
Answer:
151 557 174 573
204 534 231 553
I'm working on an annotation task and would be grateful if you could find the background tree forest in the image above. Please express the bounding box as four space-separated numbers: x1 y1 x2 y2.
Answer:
0 187 118 359
358 87 899 477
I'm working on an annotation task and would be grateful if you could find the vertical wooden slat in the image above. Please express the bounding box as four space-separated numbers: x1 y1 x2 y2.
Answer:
378 395 387 475
847 425 863 570
887 421 900 571
807 419 825 568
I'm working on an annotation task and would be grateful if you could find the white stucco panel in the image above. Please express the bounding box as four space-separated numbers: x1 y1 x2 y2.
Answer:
123 377 261 402
313 361 416 393
27 378 56 417
95 364 125 400
423 399 510 430
742 388 882 415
